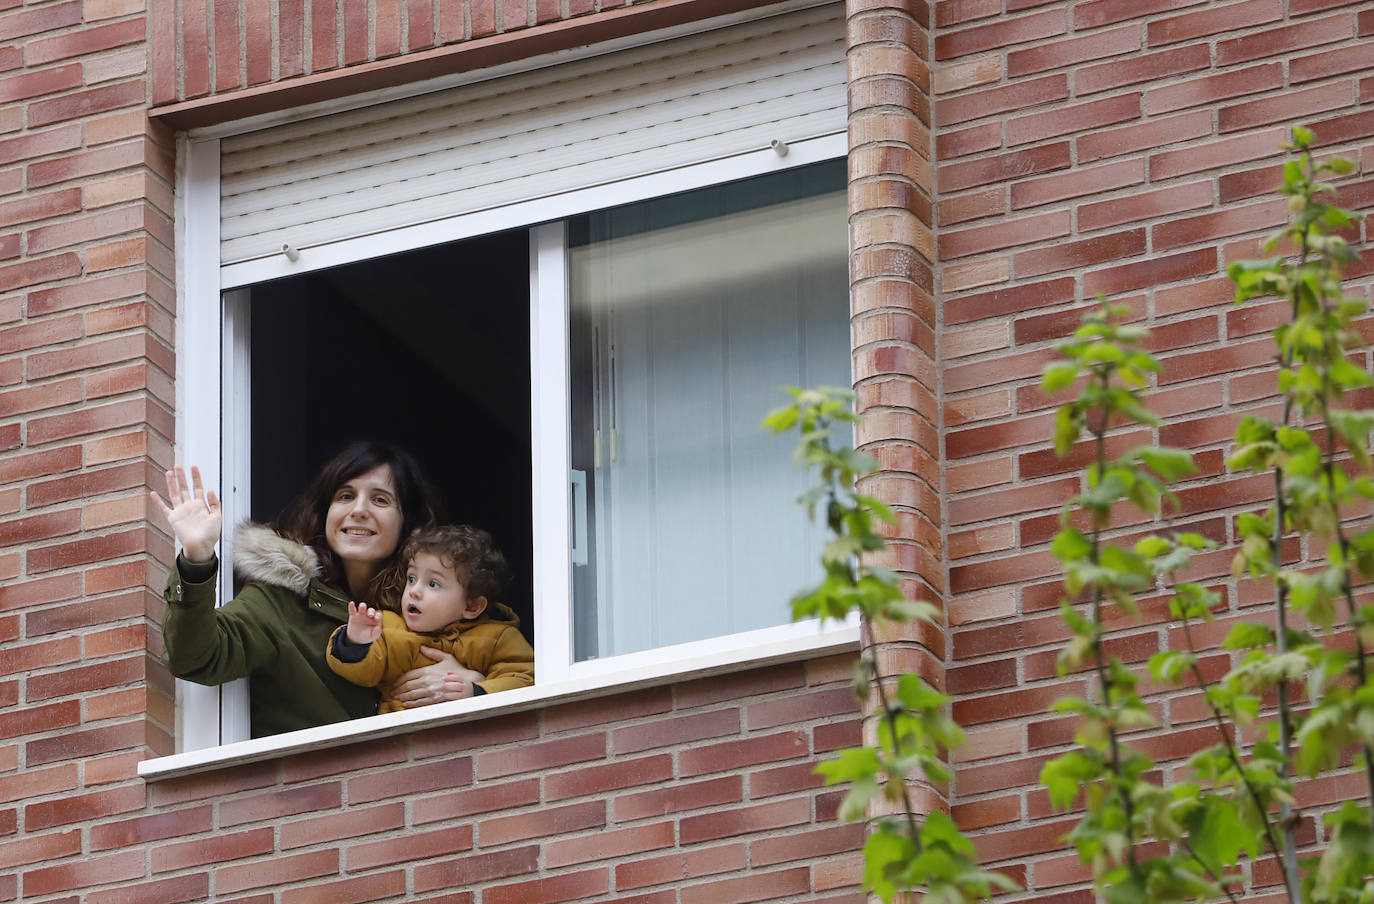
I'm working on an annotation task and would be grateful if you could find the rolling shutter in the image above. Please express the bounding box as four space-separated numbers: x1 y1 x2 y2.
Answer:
218 2 846 269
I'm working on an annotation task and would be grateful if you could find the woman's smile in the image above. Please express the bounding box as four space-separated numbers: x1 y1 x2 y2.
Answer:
324 464 403 568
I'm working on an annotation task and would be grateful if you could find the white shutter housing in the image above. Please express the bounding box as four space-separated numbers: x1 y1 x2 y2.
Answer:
218 2 845 275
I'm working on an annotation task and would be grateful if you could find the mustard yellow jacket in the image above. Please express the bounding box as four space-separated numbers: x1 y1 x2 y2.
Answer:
326 605 534 712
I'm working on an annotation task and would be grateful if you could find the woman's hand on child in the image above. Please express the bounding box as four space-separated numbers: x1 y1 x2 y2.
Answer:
436 670 483 702
150 465 222 563
345 602 383 645
388 648 487 707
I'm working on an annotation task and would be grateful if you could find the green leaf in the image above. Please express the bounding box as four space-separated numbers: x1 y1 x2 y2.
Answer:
1193 797 1257 870
1042 362 1080 394
1222 621 1274 650
921 810 975 857
862 828 914 903
1052 527 1093 562
1104 872 1148 904
879 599 940 625
853 493 897 524
1055 404 1082 456
1135 446 1198 481
896 673 948 712
1326 155 1356 175
1041 750 1101 809
760 404 799 434
1135 535 1171 558
1149 650 1197 684
1324 205 1352 229
815 745 882 786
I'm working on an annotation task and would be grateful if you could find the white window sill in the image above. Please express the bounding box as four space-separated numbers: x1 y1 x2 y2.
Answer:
138 621 859 782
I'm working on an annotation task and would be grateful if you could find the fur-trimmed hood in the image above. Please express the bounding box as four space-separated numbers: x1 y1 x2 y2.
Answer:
232 522 321 596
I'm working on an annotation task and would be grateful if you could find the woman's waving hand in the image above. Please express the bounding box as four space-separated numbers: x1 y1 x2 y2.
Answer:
150 465 222 562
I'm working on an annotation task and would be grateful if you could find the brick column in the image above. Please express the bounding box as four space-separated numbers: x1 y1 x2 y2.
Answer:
846 0 945 827
0 4 178 897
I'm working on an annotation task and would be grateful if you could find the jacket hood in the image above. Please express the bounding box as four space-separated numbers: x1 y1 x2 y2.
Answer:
482 601 521 627
232 522 321 596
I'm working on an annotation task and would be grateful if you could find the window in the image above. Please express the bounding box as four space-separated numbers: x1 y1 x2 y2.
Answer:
567 162 848 661
243 230 535 629
169 3 853 752
178 147 852 751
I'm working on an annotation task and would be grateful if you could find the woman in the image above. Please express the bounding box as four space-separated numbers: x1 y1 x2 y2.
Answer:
154 441 482 738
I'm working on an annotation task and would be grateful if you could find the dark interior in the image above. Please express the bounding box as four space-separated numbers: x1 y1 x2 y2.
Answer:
247 228 534 640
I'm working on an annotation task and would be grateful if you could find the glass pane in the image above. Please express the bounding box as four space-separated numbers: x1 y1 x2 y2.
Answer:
568 160 848 661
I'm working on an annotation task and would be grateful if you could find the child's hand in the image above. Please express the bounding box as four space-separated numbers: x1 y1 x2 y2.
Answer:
345 602 382 645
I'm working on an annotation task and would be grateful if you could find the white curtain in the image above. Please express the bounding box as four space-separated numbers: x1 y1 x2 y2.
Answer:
569 162 849 660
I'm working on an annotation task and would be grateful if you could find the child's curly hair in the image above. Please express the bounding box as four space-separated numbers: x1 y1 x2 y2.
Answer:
402 524 509 602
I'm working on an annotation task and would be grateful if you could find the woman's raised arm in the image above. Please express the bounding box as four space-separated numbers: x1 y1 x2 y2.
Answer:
149 465 222 562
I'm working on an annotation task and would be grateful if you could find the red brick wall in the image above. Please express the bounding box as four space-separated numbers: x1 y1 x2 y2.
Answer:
4 0 1374 901
0 0 178 900
847 0 949 830
15 659 864 902
150 0 611 104
147 0 789 119
0 4 875 903
936 1 1374 899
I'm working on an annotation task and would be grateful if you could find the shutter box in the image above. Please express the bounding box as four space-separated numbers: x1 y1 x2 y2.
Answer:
219 2 845 277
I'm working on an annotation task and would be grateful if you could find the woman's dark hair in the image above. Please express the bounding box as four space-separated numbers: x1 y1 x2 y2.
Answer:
274 441 439 608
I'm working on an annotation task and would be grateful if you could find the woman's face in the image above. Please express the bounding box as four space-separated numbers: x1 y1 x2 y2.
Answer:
324 464 403 571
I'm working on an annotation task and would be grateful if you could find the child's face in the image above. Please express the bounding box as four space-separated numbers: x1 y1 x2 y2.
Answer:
402 552 487 633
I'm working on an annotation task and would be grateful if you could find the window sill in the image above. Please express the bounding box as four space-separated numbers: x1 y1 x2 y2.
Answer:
138 620 859 782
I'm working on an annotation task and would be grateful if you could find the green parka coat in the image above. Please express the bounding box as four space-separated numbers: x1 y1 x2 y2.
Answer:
162 523 379 738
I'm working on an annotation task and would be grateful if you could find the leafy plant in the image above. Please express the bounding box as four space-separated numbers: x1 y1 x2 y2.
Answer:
1041 127 1373 903
765 388 1015 903
1039 303 1237 904
768 126 1372 904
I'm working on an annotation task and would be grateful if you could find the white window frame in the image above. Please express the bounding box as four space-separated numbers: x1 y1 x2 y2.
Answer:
170 102 855 756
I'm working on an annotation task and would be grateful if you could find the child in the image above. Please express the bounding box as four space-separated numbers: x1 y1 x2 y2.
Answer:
327 524 534 712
